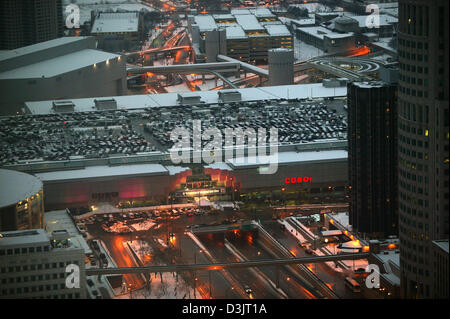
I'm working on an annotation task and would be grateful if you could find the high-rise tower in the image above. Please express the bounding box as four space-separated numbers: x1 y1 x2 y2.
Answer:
348 81 398 238
0 0 63 50
397 0 449 298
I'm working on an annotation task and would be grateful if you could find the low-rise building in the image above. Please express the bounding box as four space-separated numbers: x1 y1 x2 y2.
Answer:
296 26 355 54
90 11 144 52
0 36 127 115
189 8 293 63
432 240 449 298
0 228 86 299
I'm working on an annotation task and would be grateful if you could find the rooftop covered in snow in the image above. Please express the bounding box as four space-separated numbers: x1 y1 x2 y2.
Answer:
25 83 347 114
91 11 140 34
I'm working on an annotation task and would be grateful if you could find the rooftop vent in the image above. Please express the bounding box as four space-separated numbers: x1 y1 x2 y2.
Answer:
52 101 75 113
219 90 242 103
177 93 202 105
94 98 117 110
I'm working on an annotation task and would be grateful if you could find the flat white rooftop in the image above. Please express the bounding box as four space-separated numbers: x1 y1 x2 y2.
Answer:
265 24 291 37
194 15 217 32
45 210 92 254
25 83 347 114
35 163 168 183
235 14 265 32
0 37 91 62
298 26 353 40
0 49 120 80
351 14 398 28
91 12 140 34
0 229 49 247
226 149 347 169
225 25 247 39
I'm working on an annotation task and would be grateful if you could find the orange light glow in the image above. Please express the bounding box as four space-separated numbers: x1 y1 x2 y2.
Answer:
363 246 370 252
387 244 396 249
329 219 334 224
347 46 371 57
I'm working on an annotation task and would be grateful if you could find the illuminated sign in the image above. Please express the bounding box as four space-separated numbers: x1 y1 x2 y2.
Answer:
285 177 312 184
179 188 225 197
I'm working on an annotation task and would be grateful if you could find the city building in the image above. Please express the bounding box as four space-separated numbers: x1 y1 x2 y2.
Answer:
0 36 127 115
338 0 398 15
0 0 63 50
268 48 294 86
0 169 44 232
368 239 401 298
431 239 449 298
90 11 144 52
0 83 351 210
32 148 348 210
295 26 355 54
346 14 398 38
347 81 398 238
0 228 86 299
397 0 449 298
189 8 293 63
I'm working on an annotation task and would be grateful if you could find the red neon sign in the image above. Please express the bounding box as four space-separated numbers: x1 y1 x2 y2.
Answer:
285 177 312 184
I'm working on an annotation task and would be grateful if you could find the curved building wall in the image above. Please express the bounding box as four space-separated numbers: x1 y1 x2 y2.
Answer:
0 170 44 231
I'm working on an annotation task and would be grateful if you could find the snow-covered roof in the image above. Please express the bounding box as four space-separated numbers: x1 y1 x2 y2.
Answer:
226 149 347 169
265 24 291 37
0 169 43 208
213 14 235 20
45 210 92 254
298 26 353 40
35 164 168 183
321 229 343 236
25 83 348 115
230 8 251 15
249 8 276 18
0 37 90 63
353 81 388 89
350 14 398 28
194 15 217 32
235 14 265 32
0 229 49 247
433 240 449 253
225 25 247 39
91 11 140 33
0 49 120 80
165 165 190 175
280 16 316 26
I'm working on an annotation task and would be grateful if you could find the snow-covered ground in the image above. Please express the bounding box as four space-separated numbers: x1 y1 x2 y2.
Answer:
115 272 202 299
120 239 202 299
294 37 325 62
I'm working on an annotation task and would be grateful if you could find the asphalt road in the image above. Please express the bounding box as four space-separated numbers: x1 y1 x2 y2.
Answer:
260 220 359 299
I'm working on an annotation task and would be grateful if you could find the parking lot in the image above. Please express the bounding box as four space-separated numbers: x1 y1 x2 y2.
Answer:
0 98 346 166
